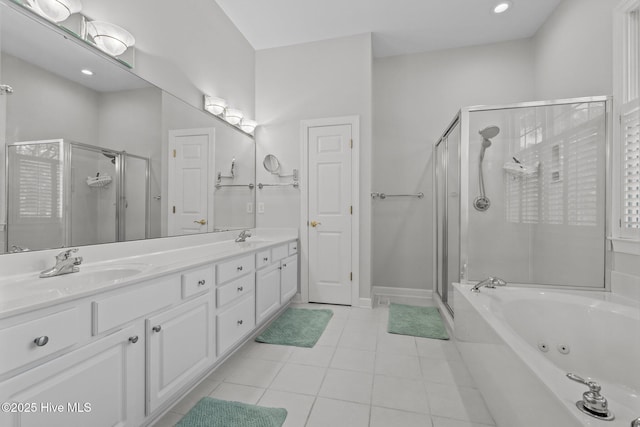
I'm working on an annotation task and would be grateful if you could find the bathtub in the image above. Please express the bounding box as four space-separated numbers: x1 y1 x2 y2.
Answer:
453 283 640 427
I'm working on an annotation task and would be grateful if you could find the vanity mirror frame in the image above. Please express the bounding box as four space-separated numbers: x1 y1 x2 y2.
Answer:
0 0 257 254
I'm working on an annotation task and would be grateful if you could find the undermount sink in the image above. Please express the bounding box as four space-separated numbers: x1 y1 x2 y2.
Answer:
236 238 273 247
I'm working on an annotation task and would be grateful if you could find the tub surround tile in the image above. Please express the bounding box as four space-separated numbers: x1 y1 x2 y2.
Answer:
370 406 431 427
305 397 370 427
269 363 327 395
426 383 494 425
372 375 430 414
318 368 374 404
209 382 265 404
258 390 315 427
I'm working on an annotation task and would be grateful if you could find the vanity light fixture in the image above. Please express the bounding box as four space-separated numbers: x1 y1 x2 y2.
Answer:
81 68 93 76
204 95 227 116
86 21 135 57
493 1 511 14
26 0 82 23
239 119 257 134
224 108 243 125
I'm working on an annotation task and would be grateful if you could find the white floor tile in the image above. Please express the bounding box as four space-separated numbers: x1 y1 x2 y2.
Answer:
330 347 376 373
420 358 475 387
306 397 370 427
426 383 494 425
415 338 462 361
221 357 284 388
375 352 422 379
338 329 377 351
269 363 326 395
258 390 315 427
238 341 294 362
170 378 221 415
370 406 432 427
315 327 343 347
431 415 496 427
371 375 430 414
377 331 418 356
288 345 336 367
343 318 379 335
318 368 373 404
151 410 184 427
209 382 265 404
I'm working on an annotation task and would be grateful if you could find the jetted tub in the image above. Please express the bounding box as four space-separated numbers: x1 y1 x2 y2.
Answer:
453 283 640 427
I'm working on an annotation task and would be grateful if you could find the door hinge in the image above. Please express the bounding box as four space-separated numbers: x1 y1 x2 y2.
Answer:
172 149 176 158
350 205 353 215
350 272 353 281
172 206 176 214
350 139 353 149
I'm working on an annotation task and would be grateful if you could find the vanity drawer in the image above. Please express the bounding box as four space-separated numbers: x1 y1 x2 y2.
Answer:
216 254 255 285
256 250 271 269
216 296 255 356
92 275 181 335
0 307 81 376
288 241 298 255
217 274 255 308
182 265 214 299
271 244 289 262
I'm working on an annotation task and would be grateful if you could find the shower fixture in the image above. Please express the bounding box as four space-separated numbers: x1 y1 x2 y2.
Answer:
473 125 500 212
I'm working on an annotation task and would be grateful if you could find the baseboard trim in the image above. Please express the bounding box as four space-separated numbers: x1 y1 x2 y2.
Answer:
373 286 433 300
357 298 372 308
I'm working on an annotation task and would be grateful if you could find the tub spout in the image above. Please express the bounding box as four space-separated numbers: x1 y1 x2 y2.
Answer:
471 277 506 292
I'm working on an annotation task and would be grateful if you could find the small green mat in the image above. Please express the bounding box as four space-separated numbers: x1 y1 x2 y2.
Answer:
387 303 449 340
255 307 333 347
176 397 287 427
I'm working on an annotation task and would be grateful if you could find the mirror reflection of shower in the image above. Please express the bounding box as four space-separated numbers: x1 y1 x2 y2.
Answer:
473 125 500 212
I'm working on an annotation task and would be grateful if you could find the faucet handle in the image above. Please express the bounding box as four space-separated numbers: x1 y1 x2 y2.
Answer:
56 248 78 261
567 373 601 392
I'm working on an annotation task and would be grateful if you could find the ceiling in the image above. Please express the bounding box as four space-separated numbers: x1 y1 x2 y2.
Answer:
215 0 562 58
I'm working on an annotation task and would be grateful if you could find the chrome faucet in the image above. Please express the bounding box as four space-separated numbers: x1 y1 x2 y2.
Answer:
631 418 640 427
39 248 83 278
567 373 614 420
235 230 252 242
471 276 507 292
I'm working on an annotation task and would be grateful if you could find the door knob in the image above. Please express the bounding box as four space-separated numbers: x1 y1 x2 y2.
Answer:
310 221 321 227
194 219 206 225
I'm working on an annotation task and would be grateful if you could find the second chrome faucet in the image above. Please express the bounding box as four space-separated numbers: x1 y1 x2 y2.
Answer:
39 248 83 278
471 276 506 292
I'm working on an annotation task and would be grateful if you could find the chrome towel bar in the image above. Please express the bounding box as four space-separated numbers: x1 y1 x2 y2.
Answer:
371 192 424 200
215 183 255 189
258 182 299 189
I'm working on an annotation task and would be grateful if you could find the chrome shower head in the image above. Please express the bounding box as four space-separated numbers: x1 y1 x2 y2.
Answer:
479 125 500 140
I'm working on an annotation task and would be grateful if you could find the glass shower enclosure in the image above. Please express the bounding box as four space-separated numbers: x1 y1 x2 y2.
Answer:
434 97 611 315
6 139 149 251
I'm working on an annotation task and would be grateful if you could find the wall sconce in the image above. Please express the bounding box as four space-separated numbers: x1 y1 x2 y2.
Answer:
239 119 257 134
26 0 82 23
204 95 227 116
224 108 243 125
86 21 135 57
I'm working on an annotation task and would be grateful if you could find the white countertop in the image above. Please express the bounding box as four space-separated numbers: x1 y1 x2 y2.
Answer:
0 228 298 319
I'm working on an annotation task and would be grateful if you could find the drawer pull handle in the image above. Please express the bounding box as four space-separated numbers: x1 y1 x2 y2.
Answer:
263 257 269 262
129 336 139 344
34 336 49 347
237 319 243 325
237 286 244 292
152 325 162 333
237 266 243 271
198 279 206 286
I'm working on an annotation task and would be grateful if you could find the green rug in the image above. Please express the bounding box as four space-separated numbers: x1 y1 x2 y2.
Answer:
255 307 333 347
387 303 449 340
176 397 287 427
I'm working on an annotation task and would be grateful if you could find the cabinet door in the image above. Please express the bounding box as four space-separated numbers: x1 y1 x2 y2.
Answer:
146 294 214 414
281 254 298 303
0 324 144 427
256 263 281 324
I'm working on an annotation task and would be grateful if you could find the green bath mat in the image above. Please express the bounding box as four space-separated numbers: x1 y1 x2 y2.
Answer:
387 303 449 340
176 397 287 427
255 307 333 347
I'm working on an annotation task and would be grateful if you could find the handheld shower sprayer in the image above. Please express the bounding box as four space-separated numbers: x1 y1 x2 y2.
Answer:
474 126 500 212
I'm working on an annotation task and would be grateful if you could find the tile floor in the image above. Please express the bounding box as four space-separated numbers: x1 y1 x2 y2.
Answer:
152 303 496 427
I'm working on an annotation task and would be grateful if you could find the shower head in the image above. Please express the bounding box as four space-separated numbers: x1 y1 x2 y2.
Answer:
102 152 116 165
479 126 500 140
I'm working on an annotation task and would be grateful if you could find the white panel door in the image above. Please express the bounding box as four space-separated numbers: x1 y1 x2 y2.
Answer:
167 128 214 236
308 124 352 305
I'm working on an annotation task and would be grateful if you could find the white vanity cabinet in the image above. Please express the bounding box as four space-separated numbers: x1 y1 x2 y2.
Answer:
255 244 299 324
146 293 214 414
280 254 298 303
256 263 282 324
0 323 145 427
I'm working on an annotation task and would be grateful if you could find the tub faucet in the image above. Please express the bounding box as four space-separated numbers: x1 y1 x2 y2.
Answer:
235 230 252 242
40 248 83 278
632 418 640 427
471 276 506 292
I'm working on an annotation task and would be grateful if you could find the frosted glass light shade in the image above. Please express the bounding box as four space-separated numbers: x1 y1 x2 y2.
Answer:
87 21 135 56
204 96 227 116
239 119 257 134
493 2 511 13
224 108 243 125
27 0 81 22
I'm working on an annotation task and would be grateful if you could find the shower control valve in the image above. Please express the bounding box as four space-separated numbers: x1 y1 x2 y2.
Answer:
567 373 614 420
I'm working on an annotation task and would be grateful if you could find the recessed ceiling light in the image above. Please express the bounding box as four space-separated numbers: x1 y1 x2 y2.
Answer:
81 69 94 76
494 2 511 14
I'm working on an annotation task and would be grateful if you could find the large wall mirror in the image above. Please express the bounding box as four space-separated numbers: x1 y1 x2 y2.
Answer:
0 0 256 254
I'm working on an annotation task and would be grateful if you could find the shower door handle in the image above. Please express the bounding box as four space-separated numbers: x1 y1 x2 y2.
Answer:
194 219 207 225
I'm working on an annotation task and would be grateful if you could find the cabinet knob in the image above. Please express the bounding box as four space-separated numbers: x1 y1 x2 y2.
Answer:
283 264 287 268
152 325 162 333
237 266 243 271
237 319 243 325
129 336 139 344
237 286 244 292
34 336 49 347
198 279 206 286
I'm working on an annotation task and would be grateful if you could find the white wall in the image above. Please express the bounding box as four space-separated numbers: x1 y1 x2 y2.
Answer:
255 33 373 300
372 39 536 290
534 0 618 100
